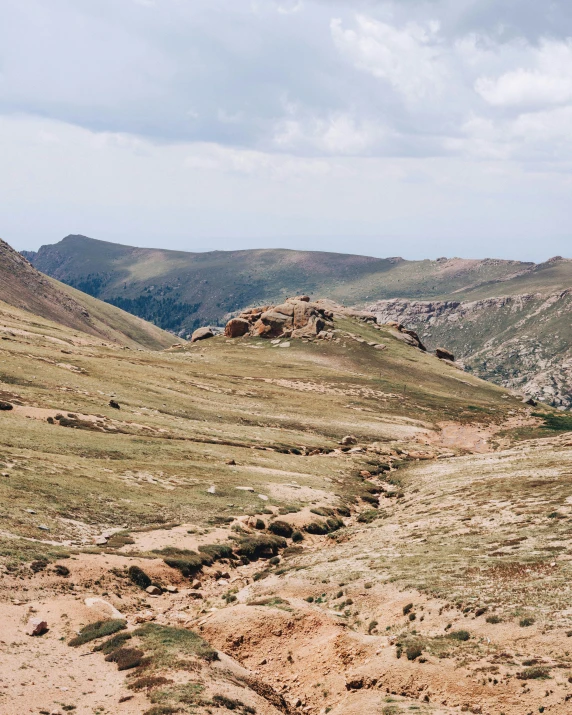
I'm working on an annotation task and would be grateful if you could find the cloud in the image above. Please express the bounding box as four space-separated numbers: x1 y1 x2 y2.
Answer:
330 15 448 102
475 39 572 107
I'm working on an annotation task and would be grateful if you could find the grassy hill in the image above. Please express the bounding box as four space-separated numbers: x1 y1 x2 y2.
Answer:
1 237 180 350
27 234 572 334
1 276 571 714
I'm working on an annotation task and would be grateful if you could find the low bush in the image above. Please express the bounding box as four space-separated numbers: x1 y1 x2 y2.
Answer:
134 623 219 664
517 667 551 680
403 603 414 616
291 530 304 543
519 617 536 627
336 505 351 517
105 647 144 670
486 615 502 624
128 565 152 590
69 619 127 647
310 507 334 517
235 534 287 559
198 543 233 561
94 631 132 654
357 510 379 524
304 521 329 535
155 547 206 577
447 630 470 641
129 676 173 692
406 644 422 661
268 520 294 538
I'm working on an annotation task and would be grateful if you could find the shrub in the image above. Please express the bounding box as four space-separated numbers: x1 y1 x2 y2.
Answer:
105 647 144 670
447 630 470 641
310 507 334 517
134 623 219 663
235 534 287 559
212 695 246 710
254 519 266 530
336 506 351 517
291 530 304 543
304 521 329 535
94 631 132 654
69 619 127 647
367 620 378 634
403 603 414 616
198 543 233 561
486 615 502 624
326 517 344 532
54 564 70 577
268 520 294 538
517 667 550 680
128 565 152 590
406 644 422 661
129 676 173 692
361 494 379 506
154 548 207 576
519 617 536 627
144 707 179 715
357 510 379 524
268 556 280 565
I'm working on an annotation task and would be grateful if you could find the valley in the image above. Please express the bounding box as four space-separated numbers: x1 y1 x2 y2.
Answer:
1 241 572 714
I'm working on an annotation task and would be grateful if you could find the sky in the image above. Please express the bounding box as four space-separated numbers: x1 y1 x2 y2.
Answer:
1 0 571 261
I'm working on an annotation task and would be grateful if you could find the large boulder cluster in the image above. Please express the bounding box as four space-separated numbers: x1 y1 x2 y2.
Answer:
224 296 334 339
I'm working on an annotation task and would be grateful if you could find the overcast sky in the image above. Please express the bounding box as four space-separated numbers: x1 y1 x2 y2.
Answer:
1 0 571 260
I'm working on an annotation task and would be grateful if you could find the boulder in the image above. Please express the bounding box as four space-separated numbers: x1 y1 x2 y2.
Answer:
0 401 13 411
224 318 250 338
146 585 162 596
26 617 48 636
254 311 293 338
191 327 214 343
436 347 455 362
109 400 120 409
341 435 358 446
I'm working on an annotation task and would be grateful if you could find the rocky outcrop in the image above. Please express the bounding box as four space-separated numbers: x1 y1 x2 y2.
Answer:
366 292 572 409
436 347 455 362
224 318 250 338
225 298 334 340
191 327 214 343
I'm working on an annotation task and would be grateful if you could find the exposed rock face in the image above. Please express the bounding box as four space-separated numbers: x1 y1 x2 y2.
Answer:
436 347 455 361
224 318 250 338
225 298 334 340
191 327 214 343
367 292 572 409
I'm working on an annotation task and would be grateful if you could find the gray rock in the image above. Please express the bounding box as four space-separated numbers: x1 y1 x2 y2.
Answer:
191 327 214 343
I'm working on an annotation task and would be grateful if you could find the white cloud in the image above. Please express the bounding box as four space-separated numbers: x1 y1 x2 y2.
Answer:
331 15 449 102
475 39 572 107
273 113 383 155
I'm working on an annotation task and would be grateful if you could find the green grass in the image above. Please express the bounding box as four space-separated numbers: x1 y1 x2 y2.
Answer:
133 623 219 665
68 619 127 647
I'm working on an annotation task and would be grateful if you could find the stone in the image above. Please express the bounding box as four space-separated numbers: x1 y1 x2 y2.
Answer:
278 342 291 348
26 617 48 636
341 435 358 446
94 536 108 546
38 525 50 531
436 347 455 362
191 579 202 589
109 399 120 409
146 585 162 595
207 485 216 494
226 459 236 465
0 401 13 411
224 318 250 338
165 585 178 593
523 396 537 406
191 327 214 343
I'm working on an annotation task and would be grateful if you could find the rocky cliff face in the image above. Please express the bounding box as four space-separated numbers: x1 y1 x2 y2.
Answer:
367 292 572 409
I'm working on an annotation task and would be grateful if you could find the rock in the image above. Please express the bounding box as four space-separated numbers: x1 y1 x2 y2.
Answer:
26 617 48 636
224 318 250 338
236 486 254 492
258 494 269 501
165 585 178 593
207 485 216 494
146 585 162 595
523 396 537 406
109 399 120 409
191 579 202 589
189 591 204 600
38 524 50 531
94 536 108 546
191 327 214 343
436 347 455 362
278 342 291 348
226 459 236 465
341 435 358 446
0 401 13 411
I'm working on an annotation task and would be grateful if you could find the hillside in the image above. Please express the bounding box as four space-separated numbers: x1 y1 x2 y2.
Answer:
0 238 179 350
26 234 570 334
369 292 572 410
1 281 571 714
